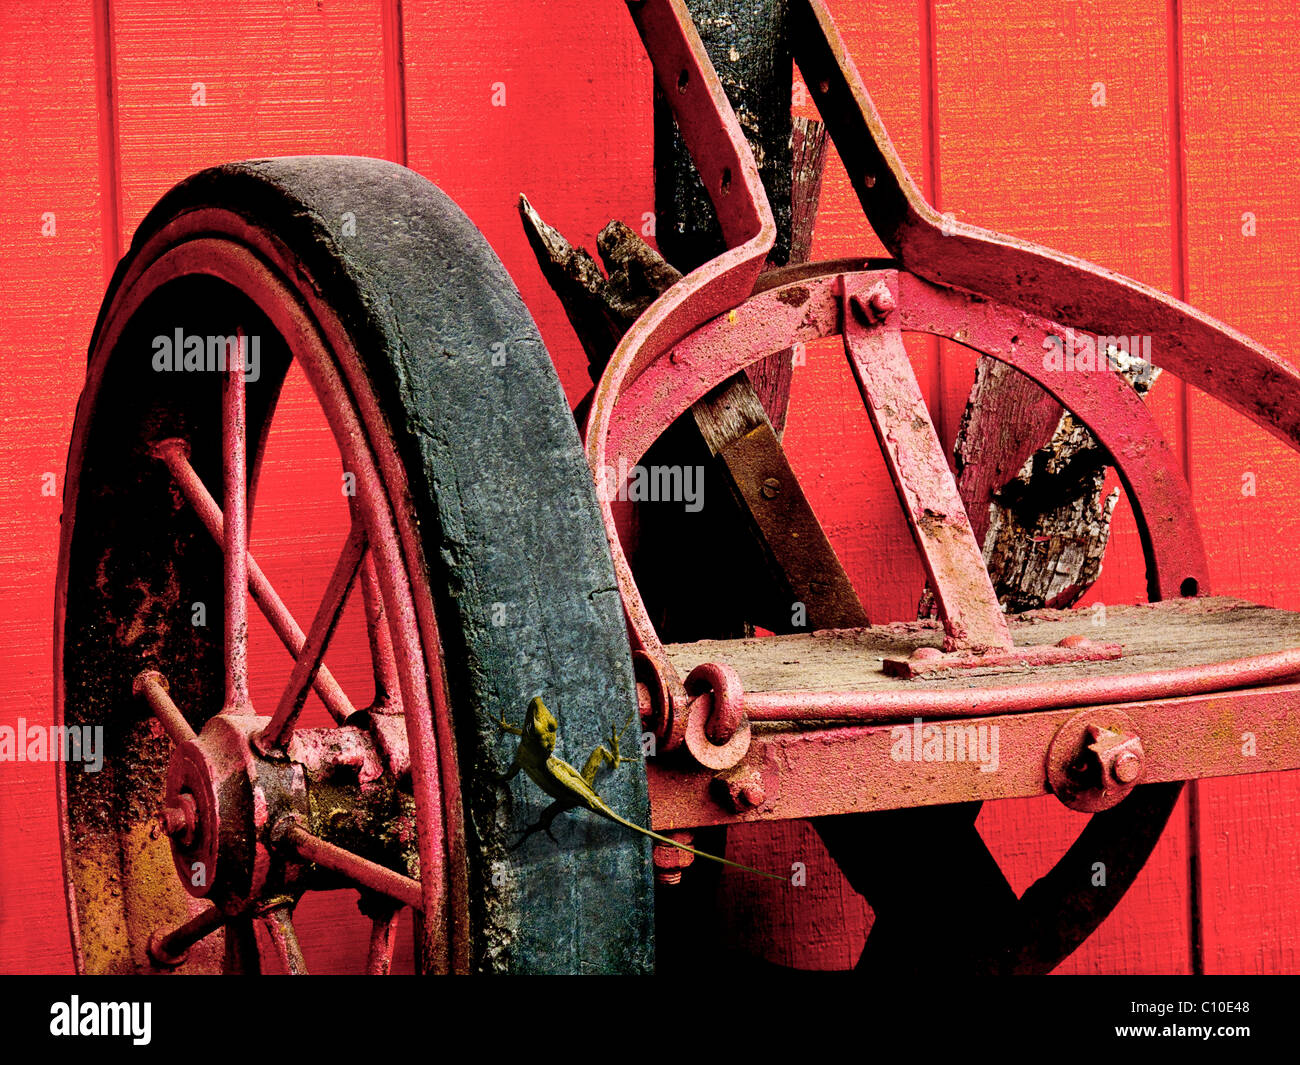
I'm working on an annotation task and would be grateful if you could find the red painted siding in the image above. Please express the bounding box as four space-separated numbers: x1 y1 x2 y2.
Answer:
0 0 1295 973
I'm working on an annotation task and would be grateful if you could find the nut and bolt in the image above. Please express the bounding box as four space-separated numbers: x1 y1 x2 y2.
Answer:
851 284 897 324
1082 725 1145 790
712 763 770 813
1112 750 1143 784
160 792 198 845
653 834 696 885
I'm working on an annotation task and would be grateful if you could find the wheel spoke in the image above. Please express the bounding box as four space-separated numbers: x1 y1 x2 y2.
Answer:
347 489 402 716
279 819 422 912
152 438 355 724
358 548 403 714
258 520 367 750
147 904 227 968
260 903 309 974
224 916 262 974
223 340 251 712
840 279 1012 652
133 670 197 745
364 905 400 975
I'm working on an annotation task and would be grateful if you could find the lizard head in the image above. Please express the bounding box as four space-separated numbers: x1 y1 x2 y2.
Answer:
525 696 559 753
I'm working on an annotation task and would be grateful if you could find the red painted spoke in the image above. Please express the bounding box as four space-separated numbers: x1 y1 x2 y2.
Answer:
280 820 422 911
224 916 262 974
147 905 226 968
358 549 403 714
260 904 309 975
840 278 1012 652
152 439 355 724
365 907 400 975
223 345 251 712
132 670 197 745
259 519 368 750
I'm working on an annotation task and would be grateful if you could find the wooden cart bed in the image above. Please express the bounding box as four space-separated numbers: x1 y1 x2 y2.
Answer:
664 597 1300 696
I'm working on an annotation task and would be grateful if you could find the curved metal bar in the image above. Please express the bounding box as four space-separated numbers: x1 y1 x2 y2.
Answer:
585 0 776 693
605 268 1231 672
597 0 1300 692
898 274 1212 605
790 0 1300 451
741 646 1300 724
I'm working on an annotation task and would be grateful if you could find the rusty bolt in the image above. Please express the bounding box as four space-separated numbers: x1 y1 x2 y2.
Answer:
160 793 197 845
653 834 695 885
849 285 896 326
1058 634 1092 649
714 766 767 812
911 646 943 661
1113 750 1143 784
869 286 896 318
1082 725 1145 791
761 477 781 499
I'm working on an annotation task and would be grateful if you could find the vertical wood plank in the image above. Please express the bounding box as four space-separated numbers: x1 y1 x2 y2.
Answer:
780 0 934 628
931 0 1193 974
719 0 931 969
0 0 105 976
1181 0 1300 974
403 0 655 408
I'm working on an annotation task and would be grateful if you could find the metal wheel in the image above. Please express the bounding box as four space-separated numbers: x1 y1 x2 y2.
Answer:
55 157 653 974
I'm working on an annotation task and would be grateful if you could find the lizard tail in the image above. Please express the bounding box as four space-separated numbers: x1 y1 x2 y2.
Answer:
593 800 788 882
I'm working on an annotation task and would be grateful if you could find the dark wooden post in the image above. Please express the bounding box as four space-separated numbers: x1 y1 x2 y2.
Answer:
655 0 793 271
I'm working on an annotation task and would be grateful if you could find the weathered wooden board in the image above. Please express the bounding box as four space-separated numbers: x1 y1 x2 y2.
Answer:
666 597 1300 694
717 0 932 970
107 0 396 974
402 0 655 411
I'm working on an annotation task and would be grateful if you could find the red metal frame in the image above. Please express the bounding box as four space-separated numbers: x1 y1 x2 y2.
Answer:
587 0 1300 822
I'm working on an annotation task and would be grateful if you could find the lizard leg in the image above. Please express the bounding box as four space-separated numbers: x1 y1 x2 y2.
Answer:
581 721 640 788
491 714 525 784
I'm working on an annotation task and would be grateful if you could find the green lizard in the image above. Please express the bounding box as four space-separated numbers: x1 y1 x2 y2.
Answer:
497 696 785 881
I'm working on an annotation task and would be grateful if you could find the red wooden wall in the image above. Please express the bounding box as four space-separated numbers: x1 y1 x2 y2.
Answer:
1 0 1296 974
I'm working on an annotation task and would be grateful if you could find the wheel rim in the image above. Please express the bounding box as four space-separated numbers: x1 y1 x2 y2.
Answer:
56 208 470 973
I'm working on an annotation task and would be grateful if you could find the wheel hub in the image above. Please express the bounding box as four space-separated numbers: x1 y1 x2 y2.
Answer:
161 714 309 913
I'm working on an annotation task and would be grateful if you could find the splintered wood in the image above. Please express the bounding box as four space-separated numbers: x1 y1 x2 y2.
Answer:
954 352 1161 612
